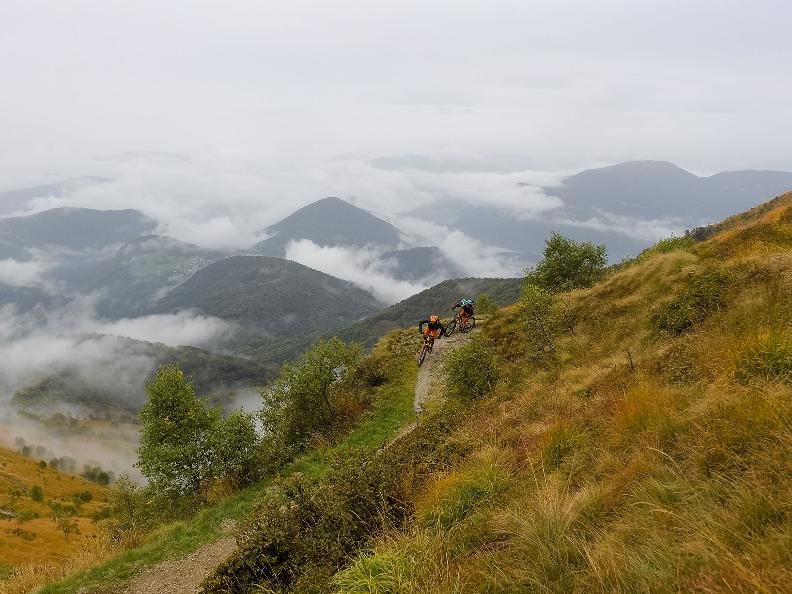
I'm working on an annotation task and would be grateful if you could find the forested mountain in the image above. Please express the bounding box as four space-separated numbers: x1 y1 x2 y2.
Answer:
11 336 269 420
152 255 382 336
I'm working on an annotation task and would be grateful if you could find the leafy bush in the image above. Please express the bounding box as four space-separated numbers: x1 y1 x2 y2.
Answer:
203 407 466 594
30 485 44 502
214 411 263 489
260 337 363 455
526 233 607 293
653 269 730 335
444 334 499 401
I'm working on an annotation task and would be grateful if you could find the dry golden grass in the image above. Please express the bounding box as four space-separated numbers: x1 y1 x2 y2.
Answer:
0 535 119 594
0 445 112 592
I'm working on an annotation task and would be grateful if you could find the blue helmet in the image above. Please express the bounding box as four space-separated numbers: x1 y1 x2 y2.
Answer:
461 298 474 306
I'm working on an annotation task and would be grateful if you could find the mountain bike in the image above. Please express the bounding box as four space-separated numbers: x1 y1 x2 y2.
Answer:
417 335 435 366
444 311 475 336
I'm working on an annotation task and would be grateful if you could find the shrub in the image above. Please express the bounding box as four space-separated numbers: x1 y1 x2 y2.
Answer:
203 407 466 594
526 233 607 293
100 474 153 544
30 485 44 502
444 334 499 401
213 411 263 488
735 333 792 384
653 269 730 335
260 337 363 454
520 283 558 357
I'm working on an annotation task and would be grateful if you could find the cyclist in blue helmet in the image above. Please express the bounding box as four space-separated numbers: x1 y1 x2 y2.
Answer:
452 298 475 325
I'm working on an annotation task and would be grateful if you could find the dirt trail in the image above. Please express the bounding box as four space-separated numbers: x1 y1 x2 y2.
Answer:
117 524 236 594
117 327 477 594
391 325 478 442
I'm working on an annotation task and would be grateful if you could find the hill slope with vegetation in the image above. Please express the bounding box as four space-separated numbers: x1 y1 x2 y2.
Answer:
343 276 522 345
153 256 381 337
24 190 792 594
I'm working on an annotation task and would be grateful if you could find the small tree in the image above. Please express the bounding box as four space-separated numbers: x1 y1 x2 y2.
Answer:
526 233 607 293
261 338 363 452
50 501 80 540
214 411 263 488
521 284 558 356
102 474 150 543
137 365 221 496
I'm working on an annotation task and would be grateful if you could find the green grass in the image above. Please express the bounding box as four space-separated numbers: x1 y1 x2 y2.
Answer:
286 356 416 477
39 352 417 594
38 486 260 594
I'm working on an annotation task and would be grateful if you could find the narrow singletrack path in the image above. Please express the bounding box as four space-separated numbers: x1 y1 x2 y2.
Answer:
117 524 236 594
391 325 479 443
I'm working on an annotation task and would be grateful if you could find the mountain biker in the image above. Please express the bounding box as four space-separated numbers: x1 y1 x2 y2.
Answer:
452 298 475 325
418 315 445 351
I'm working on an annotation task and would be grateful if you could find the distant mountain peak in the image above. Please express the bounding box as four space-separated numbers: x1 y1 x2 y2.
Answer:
254 197 401 255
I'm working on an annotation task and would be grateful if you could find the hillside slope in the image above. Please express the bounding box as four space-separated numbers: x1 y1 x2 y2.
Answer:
153 256 381 338
343 276 522 345
0 445 108 568
327 190 792 593
52 235 223 318
11 336 270 421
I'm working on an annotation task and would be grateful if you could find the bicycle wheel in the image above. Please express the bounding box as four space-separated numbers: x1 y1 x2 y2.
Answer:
444 318 457 336
417 346 428 366
460 316 476 333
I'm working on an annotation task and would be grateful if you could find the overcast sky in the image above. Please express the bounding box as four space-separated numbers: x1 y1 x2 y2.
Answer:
1 0 790 245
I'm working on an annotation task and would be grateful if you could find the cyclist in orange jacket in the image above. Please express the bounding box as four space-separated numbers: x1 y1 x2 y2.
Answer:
418 315 445 351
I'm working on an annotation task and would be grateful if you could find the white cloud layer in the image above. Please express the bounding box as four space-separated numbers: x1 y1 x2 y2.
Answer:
0 258 51 287
285 239 427 304
0 302 233 399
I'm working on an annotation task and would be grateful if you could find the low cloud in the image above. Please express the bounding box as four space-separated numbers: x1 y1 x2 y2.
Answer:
285 239 426 304
0 258 52 287
436 231 525 278
83 312 233 347
555 211 687 243
396 216 526 278
0 302 233 398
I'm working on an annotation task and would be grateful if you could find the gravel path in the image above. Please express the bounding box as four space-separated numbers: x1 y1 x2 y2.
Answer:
389 325 478 443
118 524 236 594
